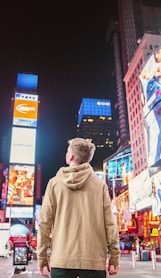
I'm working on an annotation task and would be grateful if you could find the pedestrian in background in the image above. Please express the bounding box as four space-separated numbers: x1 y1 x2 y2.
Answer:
135 237 140 261
37 138 120 277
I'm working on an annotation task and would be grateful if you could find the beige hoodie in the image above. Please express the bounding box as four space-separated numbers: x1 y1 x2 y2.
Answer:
37 163 120 270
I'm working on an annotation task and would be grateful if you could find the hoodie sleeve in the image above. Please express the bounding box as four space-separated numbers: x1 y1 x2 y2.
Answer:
103 184 120 266
37 178 56 268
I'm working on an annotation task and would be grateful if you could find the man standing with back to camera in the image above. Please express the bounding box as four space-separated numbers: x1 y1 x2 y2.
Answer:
37 138 120 277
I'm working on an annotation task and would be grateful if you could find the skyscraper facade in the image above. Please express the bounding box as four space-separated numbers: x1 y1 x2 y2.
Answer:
77 98 114 170
118 0 161 75
124 33 161 176
106 0 161 151
113 1 161 247
106 19 129 149
117 0 161 175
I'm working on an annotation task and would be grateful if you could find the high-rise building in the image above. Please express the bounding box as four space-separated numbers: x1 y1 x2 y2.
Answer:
124 35 161 243
77 98 114 170
124 33 161 176
116 0 161 175
118 0 161 75
103 0 161 245
106 0 161 151
106 19 129 149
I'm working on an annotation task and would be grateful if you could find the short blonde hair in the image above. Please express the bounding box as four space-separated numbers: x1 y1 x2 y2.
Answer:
68 138 96 164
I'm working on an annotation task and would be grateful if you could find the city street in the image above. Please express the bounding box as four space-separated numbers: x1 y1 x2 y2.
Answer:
0 254 161 278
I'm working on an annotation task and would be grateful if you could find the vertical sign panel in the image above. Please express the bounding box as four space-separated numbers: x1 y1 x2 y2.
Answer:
13 92 38 127
10 127 36 164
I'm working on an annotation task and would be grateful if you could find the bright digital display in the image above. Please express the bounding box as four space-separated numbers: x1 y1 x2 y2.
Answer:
35 204 42 231
6 206 33 218
129 169 152 212
1 168 8 210
13 241 28 266
117 190 130 231
7 164 35 206
78 98 111 125
13 92 38 127
139 48 161 166
16 73 38 91
129 167 161 214
139 48 161 116
144 102 161 166
10 127 36 164
150 169 161 216
107 148 133 186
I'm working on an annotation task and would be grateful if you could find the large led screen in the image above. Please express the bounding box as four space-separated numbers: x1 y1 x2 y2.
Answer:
129 167 161 215
13 92 38 127
7 164 35 206
6 206 33 218
1 168 8 210
107 148 133 186
150 169 161 216
10 127 36 164
78 98 111 125
129 169 152 212
139 48 161 166
16 73 38 91
144 101 161 166
35 204 42 231
139 48 161 116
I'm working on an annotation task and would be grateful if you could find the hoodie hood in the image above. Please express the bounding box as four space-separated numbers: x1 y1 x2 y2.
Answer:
56 163 96 190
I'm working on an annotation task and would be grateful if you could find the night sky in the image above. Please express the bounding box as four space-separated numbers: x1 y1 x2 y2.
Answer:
0 0 117 192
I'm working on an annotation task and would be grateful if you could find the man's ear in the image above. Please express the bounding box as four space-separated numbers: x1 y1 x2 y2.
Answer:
69 154 74 162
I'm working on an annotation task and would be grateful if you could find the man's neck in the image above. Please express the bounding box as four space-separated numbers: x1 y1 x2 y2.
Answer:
69 162 80 167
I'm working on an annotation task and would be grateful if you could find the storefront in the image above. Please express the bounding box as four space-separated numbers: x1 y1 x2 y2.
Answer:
136 210 161 254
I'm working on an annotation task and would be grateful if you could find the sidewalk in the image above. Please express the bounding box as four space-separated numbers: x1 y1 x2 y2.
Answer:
120 250 161 262
0 255 41 278
156 254 161 262
118 254 161 277
1 253 161 278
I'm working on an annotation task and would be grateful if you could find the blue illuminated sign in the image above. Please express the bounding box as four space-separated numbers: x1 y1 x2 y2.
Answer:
78 98 111 125
107 148 133 186
16 73 38 91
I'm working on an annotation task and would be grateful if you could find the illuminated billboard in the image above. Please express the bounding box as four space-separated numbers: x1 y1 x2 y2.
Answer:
7 164 35 206
6 207 33 218
129 169 152 212
144 102 161 166
150 169 161 216
10 127 36 164
16 73 38 91
139 48 161 115
78 98 111 125
106 148 133 186
13 92 38 127
139 48 161 166
1 168 8 210
35 204 42 231
129 167 161 215
117 190 130 231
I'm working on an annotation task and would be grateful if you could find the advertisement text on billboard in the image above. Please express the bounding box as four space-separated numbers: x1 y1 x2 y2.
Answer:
10 127 36 164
